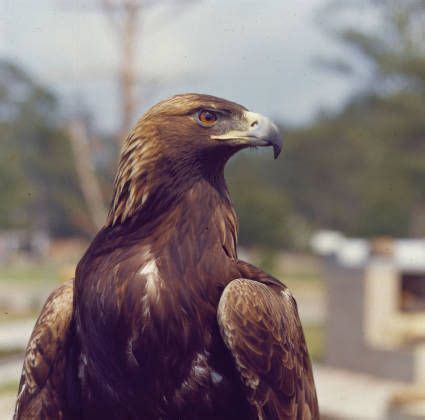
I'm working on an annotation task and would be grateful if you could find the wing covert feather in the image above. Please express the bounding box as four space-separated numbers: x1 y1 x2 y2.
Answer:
217 278 318 420
14 279 74 420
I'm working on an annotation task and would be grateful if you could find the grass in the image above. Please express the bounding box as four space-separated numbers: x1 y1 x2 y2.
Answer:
282 276 324 295
0 260 67 321
0 348 24 359
0 311 37 324
303 323 324 362
0 380 19 395
0 261 61 286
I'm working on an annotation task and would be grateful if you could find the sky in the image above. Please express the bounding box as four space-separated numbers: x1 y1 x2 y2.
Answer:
0 0 364 132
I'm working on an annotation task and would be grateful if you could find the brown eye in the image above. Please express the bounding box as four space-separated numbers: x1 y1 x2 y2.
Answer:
197 110 218 127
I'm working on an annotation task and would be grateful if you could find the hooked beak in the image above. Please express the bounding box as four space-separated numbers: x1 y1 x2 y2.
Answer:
211 111 282 159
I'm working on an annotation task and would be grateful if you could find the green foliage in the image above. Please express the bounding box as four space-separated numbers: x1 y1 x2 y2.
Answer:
303 324 324 362
318 0 425 236
227 152 293 248
0 60 84 236
281 95 419 238
227 0 425 247
2 0 424 247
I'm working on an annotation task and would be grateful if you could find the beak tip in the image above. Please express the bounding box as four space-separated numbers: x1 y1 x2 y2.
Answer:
273 143 282 159
270 130 283 159
267 120 282 160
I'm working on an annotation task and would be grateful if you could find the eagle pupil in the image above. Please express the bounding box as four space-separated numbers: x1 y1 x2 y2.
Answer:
203 111 216 122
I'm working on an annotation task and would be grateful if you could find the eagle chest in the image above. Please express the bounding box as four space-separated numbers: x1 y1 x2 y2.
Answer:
122 252 225 366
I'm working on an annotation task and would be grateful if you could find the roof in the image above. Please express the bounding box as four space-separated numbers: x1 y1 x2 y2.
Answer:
311 230 425 271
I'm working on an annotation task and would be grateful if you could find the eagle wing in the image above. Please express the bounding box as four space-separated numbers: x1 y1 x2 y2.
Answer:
14 279 74 420
217 277 318 420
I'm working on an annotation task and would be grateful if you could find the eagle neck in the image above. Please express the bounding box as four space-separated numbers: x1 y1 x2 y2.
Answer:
98 162 238 264
144 174 239 327
153 173 238 259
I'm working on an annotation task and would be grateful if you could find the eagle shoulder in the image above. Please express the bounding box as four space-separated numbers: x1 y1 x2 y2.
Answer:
14 279 74 420
217 277 318 420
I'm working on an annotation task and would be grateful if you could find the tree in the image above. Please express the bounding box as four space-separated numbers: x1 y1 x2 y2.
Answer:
100 0 194 142
227 0 425 247
318 0 425 235
0 60 87 236
227 152 293 249
101 0 142 143
60 0 194 232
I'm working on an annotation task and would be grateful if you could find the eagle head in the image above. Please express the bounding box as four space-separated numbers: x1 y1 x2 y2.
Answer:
108 93 282 226
141 93 282 160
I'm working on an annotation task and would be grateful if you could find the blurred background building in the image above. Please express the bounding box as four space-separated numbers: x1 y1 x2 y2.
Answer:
313 231 425 418
0 0 424 418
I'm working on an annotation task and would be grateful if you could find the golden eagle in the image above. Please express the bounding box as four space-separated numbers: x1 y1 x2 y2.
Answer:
15 94 318 419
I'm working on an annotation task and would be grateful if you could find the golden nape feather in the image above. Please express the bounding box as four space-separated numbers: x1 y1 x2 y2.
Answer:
15 93 317 420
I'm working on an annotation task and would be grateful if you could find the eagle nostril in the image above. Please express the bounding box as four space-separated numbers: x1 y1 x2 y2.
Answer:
250 120 259 128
